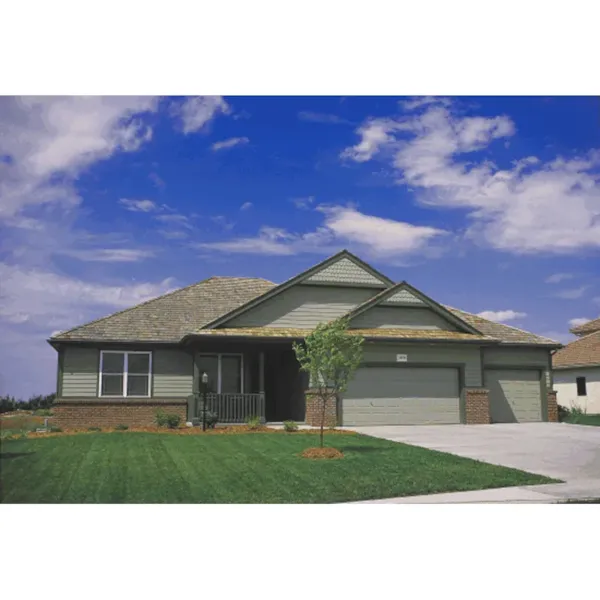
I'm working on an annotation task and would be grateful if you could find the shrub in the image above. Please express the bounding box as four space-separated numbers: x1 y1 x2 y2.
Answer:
246 415 262 430
283 420 298 432
87 426 101 432
49 426 62 433
33 409 53 417
115 424 129 431
558 405 570 422
155 410 181 429
165 413 181 429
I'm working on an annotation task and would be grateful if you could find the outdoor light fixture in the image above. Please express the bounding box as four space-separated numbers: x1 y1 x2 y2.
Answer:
201 372 208 431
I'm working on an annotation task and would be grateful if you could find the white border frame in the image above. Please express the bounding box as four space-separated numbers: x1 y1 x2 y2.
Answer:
197 353 244 394
99 350 153 398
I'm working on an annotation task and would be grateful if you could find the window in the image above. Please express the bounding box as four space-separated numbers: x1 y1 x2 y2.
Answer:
99 351 152 397
196 354 243 393
576 376 587 397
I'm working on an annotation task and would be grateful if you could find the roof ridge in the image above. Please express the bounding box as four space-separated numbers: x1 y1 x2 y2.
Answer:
562 329 600 345
50 276 217 340
444 305 560 344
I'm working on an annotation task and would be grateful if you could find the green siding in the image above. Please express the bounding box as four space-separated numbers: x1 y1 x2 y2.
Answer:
153 349 193 397
483 346 552 389
362 343 483 387
227 285 377 328
61 347 98 397
351 306 457 331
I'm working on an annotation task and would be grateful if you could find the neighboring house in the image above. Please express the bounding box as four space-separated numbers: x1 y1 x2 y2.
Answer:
553 318 600 414
49 250 561 428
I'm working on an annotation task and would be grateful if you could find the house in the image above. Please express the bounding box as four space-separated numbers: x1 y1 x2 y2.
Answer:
49 250 561 428
553 318 600 414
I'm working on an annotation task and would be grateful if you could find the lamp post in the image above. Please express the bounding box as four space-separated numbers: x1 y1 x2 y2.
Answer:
201 372 208 431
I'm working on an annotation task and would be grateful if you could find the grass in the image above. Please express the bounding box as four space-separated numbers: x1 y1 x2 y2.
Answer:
0 432 557 503
562 413 600 426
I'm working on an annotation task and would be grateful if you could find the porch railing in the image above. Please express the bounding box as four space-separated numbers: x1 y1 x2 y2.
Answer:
202 392 266 424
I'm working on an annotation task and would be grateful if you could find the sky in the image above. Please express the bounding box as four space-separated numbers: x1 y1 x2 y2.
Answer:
1 95 599 399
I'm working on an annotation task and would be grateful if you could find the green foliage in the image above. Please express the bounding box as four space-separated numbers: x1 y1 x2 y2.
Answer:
33 409 54 416
156 410 181 429
0 393 56 414
293 317 363 446
283 420 299 432
115 424 129 431
87 426 102 432
50 426 63 433
246 415 262 430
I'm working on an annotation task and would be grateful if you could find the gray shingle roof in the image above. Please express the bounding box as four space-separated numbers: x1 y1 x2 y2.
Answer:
443 306 560 346
50 274 560 347
51 277 275 342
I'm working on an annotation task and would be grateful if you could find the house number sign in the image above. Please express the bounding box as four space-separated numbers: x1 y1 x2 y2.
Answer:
396 354 408 362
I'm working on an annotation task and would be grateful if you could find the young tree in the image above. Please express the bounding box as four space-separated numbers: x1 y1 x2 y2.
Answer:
293 317 364 448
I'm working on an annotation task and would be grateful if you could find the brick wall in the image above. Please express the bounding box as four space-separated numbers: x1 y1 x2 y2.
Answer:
53 402 187 428
305 390 338 427
546 390 558 422
464 388 490 424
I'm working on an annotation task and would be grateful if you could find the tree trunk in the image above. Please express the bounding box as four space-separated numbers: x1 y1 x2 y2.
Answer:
320 392 327 448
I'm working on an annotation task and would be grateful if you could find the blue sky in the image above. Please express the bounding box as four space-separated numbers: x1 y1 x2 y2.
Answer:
1 95 599 399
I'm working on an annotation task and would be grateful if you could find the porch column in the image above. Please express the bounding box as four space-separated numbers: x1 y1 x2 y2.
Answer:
258 351 265 392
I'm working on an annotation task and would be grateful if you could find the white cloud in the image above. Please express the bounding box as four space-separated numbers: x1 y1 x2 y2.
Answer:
211 137 249 151
340 119 398 163
546 272 574 284
59 248 155 263
554 286 589 300
569 317 592 328
0 96 158 219
341 102 600 255
292 196 315 209
477 310 527 323
119 198 159 212
298 111 350 124
197 205 447 259
171 96 230 134
240 202 253 211
400 97 452 111
0 263 175 397
154 213 193 229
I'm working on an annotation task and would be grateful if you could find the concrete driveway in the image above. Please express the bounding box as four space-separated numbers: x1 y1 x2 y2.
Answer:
349 422 600 482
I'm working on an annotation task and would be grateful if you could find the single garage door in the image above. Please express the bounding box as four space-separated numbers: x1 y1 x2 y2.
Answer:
342 366 460 426
484 369 542 423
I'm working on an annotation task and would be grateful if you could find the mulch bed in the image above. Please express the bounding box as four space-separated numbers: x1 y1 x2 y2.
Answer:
4 425 356 441
300 447 345 460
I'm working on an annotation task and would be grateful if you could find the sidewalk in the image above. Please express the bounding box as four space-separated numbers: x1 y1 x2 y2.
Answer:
348 479 600 504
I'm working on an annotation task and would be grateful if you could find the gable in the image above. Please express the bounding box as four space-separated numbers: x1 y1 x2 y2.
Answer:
381 289 425 306
303 257 388 288
345 281 481 335
226 285 378 329
350 305 458 331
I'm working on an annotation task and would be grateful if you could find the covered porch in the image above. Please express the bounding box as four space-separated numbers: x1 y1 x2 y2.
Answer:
185 339 308 424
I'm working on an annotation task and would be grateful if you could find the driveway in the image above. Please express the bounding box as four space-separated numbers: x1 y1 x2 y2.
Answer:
348 423 600 482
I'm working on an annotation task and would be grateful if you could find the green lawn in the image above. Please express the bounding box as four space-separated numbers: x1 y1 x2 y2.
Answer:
0 432 557 503
563 413 600 426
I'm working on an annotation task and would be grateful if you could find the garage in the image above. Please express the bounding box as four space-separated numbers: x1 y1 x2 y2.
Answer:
341 366 461 426
484 369 542 423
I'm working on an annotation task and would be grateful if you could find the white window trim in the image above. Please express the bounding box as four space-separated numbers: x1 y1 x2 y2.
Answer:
99 350 152 398
197 353 244 394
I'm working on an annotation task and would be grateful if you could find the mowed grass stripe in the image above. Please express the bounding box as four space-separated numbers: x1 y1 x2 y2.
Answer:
0 432 557 503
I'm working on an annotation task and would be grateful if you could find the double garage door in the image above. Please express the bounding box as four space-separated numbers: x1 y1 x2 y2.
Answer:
342 366 461 426
341 366 543 426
